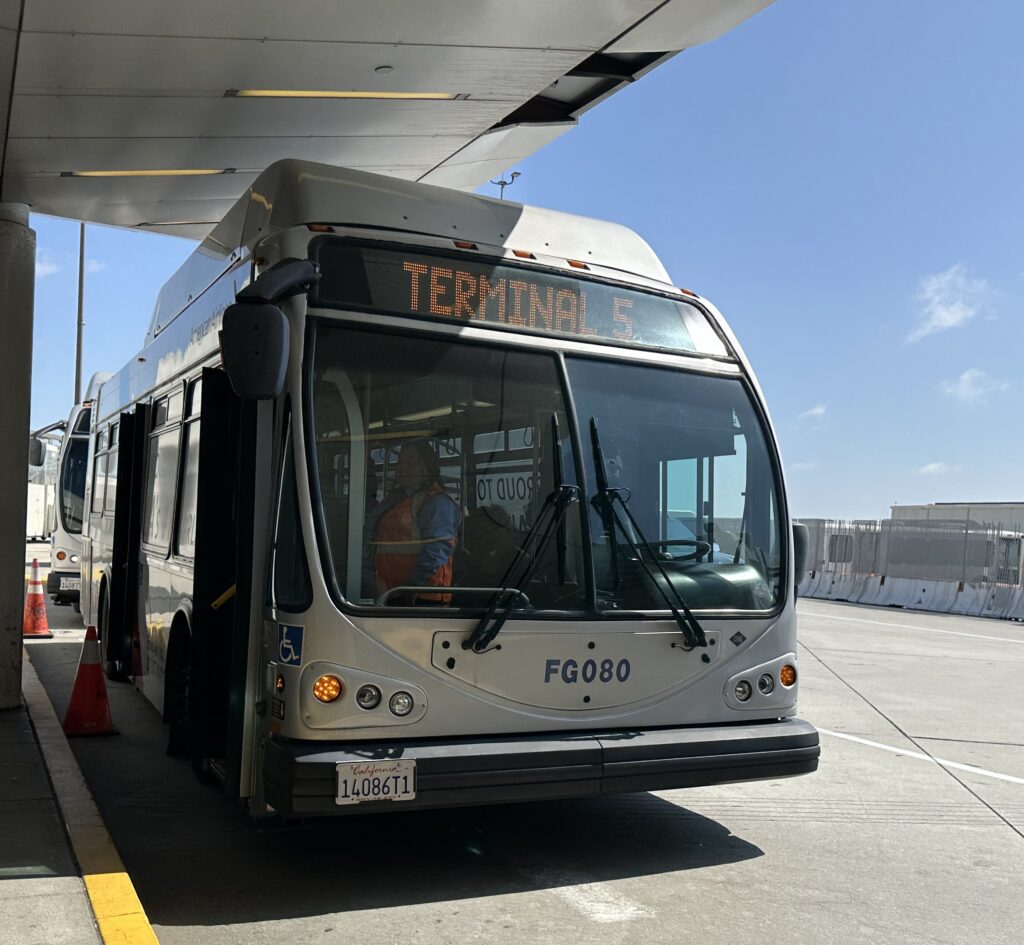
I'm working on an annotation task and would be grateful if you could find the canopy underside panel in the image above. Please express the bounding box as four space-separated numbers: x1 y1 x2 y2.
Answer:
0 0 773 237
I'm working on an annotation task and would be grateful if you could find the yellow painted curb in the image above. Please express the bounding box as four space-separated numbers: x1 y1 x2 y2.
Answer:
22 651 160 945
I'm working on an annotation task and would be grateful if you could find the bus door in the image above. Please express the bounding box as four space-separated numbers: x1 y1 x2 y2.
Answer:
104 404 149 680
189 367 254 796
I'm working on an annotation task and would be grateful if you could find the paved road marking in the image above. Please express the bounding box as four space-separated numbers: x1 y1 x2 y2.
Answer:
820 729 1024 785
513 863 651 923
800 610 1024 644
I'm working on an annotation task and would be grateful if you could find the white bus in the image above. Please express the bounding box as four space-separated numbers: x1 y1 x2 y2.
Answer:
26 482 53 542
82 160 818 816
46 398 94 606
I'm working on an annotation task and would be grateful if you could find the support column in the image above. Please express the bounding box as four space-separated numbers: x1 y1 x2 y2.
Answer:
0 203 35 709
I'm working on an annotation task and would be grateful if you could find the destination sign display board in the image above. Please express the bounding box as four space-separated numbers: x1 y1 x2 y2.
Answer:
314 241 725 355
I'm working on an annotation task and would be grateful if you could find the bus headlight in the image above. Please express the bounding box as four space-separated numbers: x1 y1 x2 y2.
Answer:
757 673 775 695
70 554 79 564
356 685 382 710
389 691 414 717
734 680 752 702
312 675 343 703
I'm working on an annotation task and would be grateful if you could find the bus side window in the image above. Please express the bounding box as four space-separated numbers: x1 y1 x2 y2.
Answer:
142 400 180 550
91 429 108 514
104 428 119 516
167 389 183 422
176 381 202 558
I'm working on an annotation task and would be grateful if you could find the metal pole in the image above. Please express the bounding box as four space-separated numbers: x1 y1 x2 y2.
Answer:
74 222 84 404
0 203 35 709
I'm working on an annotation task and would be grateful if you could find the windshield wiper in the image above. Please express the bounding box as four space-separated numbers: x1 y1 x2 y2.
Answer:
589 417 707 649
464 415 579 653
733 496 746 565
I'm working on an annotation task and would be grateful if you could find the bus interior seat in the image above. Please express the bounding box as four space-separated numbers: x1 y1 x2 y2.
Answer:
456 505 525 593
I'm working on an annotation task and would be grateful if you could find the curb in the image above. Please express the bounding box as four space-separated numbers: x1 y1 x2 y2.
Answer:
22 651 160 945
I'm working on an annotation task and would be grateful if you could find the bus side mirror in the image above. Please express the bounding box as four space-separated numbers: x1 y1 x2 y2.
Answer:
219 257 320 401
219 302 290 400
28 437 44 467
792 522 809 590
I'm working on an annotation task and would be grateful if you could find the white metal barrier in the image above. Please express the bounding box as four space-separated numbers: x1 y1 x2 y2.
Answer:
796 517 1024 622
800 574 1024 621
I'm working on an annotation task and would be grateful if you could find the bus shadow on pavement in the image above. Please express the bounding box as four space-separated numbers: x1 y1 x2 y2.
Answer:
27 641 762 928
148 798 762 928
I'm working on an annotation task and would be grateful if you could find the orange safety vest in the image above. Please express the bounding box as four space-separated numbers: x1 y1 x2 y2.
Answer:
374 484 460 602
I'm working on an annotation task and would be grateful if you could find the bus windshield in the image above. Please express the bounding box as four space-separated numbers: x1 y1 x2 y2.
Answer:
308 323 587 612
307 323 783 614
60 437 89 534
570 357 782 612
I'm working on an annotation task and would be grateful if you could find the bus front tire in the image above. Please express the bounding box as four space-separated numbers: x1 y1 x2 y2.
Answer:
99 587 129 683
165 619 192 758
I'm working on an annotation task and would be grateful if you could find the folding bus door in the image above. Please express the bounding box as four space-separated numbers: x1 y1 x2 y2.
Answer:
189 367 256 797
104 404 149 681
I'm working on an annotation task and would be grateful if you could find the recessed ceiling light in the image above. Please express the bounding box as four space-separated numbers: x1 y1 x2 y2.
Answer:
225 88 454 100
61 168 234 177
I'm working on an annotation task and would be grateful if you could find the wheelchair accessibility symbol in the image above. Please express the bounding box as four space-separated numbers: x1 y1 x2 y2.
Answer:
278 625 304 666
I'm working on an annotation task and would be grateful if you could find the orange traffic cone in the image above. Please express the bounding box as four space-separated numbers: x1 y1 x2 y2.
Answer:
63 625 118 737
23 558 53 639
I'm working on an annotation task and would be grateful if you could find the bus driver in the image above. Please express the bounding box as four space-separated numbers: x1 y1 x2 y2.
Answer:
370 440 461 604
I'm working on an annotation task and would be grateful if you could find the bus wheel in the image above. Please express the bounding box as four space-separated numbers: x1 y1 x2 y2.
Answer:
165 619 192 758
100 587 128 682
191 754 217 786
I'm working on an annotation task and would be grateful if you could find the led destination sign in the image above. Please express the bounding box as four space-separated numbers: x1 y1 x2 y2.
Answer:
315 242 724 355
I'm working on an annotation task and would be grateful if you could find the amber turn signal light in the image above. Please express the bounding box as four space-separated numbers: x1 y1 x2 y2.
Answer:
313 675 343 703
779 664 797 687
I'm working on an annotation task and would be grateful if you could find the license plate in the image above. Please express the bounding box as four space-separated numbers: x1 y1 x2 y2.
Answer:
59 578 81 592
336 759 416 805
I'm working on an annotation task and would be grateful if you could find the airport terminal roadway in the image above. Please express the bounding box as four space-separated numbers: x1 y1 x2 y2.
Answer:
27 575 1024 944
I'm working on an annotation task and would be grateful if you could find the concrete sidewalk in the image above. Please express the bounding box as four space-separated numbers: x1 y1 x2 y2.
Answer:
0 702 101 945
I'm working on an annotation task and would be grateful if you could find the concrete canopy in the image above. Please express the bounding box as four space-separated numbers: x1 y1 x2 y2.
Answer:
0 0 772 238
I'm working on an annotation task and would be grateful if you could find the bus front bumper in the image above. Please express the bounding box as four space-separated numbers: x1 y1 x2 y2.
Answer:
263 717 819 816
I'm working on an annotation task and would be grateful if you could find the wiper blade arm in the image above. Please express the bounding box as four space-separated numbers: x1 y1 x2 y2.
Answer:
464 414 578 654
552 414 569 587
589 417 707 648
590 413 621 591
463 483 579 653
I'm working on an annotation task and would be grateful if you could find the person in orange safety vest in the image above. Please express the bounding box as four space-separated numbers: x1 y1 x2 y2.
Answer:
371 440 461 604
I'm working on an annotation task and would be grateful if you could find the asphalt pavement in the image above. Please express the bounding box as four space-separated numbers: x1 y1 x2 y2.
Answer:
24 580 1024 945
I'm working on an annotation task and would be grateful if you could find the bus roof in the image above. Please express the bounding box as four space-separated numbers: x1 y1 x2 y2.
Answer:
147 160 671 343
83 371 113 404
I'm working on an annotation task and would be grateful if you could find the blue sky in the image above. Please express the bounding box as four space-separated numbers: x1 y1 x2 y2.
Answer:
30 0 1023 520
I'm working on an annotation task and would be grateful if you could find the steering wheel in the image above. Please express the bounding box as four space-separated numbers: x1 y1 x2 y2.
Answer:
645 539 713 562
